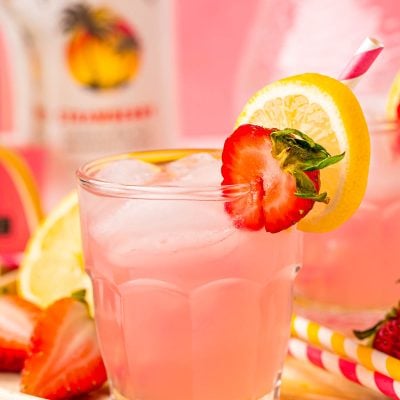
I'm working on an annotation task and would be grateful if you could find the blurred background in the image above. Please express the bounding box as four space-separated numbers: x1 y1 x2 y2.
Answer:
0 0 400 262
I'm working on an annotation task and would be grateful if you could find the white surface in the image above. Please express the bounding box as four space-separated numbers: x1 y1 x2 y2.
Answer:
0 374 41 399
0 373 109 399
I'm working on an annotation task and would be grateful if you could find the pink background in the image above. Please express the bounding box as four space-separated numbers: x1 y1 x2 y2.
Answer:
175 0 400 142
175 0 259 141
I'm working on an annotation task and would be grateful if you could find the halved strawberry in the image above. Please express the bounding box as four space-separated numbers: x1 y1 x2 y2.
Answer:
21 294 107 400
222 124 344 233
0 295 41 372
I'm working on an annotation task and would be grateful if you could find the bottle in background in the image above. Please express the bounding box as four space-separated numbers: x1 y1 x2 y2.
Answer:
1 0 178 209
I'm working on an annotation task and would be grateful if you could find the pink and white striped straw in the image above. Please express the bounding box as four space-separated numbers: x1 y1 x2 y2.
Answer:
338 36 384 89
288 338 400 399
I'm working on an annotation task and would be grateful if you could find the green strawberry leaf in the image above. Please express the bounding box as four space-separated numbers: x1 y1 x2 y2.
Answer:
353 303 400 343
270 128 344 203
303 153 345 171
295 191 328 202
71 289 87 303
385 306 399 320
353 321 382 340
292 170 329 203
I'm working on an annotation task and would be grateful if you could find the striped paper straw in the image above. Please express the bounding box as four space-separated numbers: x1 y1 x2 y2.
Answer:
291 314 400 382
338 37 383 89
288 338 400 399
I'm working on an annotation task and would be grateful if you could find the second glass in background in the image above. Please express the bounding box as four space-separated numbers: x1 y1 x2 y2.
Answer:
295 121 400 331
235 0 400 120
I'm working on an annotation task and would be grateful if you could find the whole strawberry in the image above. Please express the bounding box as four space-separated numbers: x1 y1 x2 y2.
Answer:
21 292 107 399
354 304 400 359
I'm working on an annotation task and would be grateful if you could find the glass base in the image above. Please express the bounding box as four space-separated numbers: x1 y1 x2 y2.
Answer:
294 297 386 334
110 378 279 400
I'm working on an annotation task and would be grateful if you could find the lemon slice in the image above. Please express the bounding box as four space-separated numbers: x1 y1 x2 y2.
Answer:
387 71 400 121
18 192 92 310
236 73 370 233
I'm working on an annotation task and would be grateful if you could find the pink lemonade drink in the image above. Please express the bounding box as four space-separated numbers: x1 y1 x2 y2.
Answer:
296 122 400 329
77 150 302 400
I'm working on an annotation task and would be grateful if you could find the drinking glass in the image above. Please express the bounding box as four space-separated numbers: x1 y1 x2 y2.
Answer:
77 149 302 400
296 121 400 331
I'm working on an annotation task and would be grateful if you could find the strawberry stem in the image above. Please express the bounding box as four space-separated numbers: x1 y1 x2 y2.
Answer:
71 289 87 303
271 128 345 202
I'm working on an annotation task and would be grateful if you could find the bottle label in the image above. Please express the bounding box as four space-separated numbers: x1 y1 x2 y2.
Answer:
10 0 176 159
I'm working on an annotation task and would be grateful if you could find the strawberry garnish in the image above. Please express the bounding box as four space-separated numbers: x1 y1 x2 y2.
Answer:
354 303 400 359
21 293 107 399
221 124 344 232
0 295 41 372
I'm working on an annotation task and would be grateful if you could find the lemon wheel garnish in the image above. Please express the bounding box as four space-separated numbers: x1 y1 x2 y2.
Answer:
235 73 370 233
387 71 400 121
18 192 92 311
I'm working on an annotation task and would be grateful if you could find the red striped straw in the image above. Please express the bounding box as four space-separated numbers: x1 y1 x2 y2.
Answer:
288 338 400 399
338 37 384 88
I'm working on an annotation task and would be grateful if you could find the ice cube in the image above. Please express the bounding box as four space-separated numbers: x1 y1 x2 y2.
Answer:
165 153 222 186
89 153 238 263
90 196 237 258
95 159 161 185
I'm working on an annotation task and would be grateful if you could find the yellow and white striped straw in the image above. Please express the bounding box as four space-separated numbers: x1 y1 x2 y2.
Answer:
291 314 400 381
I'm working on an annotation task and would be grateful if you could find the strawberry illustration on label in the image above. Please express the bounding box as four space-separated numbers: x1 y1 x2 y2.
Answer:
63 3 141 90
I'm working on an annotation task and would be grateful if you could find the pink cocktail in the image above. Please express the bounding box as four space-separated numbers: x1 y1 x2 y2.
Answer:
77 149 301 400
296 122 400 329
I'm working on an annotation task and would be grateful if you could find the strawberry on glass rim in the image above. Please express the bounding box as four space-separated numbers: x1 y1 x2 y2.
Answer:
222 124 343 233
222 73 370 233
